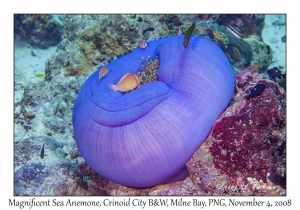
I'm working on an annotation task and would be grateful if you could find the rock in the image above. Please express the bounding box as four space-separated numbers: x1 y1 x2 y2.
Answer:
207 70 286 194
14 14 62 49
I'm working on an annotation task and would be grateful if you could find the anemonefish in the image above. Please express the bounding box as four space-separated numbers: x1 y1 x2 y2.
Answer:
248 63 261 71
99 67 109 79
232 47 244 60
138 40 147 48
111 73 141 92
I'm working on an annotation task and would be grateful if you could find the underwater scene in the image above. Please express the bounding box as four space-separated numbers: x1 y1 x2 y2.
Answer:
14 14 286 195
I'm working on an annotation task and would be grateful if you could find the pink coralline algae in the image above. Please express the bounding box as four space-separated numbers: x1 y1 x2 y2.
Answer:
96 70 286 196
208 70 286 188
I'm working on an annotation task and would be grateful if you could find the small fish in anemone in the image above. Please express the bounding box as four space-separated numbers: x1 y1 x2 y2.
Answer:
72 36 234 188
99 67 109 79
111 73 141 92
138 40 147 48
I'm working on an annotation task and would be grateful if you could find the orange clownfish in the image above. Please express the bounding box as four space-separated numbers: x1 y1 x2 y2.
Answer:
138 40 147 49
111 73 141 92
99 67 109 80
232 47 244 60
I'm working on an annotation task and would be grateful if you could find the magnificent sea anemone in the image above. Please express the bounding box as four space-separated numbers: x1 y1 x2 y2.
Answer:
72 36 234 188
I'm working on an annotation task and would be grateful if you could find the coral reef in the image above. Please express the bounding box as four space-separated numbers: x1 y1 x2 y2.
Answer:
46 15 162 80
66 15 140 76
14 14 285 195
210 70 286 183
217 14 265 37
261 15 286 89
244 38 272 73
14 162 50 195
14 135 104 195
164 22 229 50
159 14 183 29
43 14 270 80
14 14 62 49
199 23 259 73
162 21 272 73
13 75 97 195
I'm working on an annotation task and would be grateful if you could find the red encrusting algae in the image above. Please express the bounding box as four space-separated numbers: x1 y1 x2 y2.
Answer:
209 70 285 183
